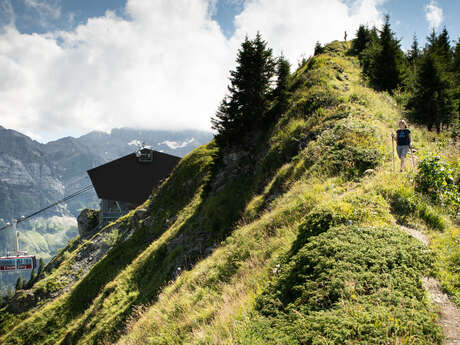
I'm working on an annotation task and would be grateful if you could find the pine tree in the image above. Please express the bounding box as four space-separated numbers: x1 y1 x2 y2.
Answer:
37 257 45 277
211 33 275 146
405 34 420 93
352 25 370 54
26 267 37 289
314 41 324 56
15 276 23 291
454 40 460 74
273 54 291 116
7 287 14 299
453 40 460 116
371 15 406 92
408 53 456 132
407 34 420 65
436 28 453 65
426 28 453 67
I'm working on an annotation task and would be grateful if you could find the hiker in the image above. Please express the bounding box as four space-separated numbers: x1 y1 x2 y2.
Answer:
392 120 412 172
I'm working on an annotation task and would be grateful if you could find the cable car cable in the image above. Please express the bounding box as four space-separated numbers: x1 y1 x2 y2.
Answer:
0 184 94 231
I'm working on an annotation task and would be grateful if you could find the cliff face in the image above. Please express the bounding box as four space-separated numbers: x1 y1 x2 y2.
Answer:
0 127 66 230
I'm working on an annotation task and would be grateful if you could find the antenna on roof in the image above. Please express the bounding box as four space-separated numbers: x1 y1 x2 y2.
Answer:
135 142 153 163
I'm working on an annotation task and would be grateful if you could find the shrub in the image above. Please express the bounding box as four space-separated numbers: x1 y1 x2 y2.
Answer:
415 155 460 213
251 226 442 345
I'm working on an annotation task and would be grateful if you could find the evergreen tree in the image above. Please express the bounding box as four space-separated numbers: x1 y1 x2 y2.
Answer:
273 54 291 116
211 33 275 146
26 267 37 289
371 15 406 92
436 28 453 65
453 40 460 115
405 34 421 93
408 53 456 131
352 25 370 54
407 34 420 65
426 28 453 67
15 276 23 291
37 257 45 277
314 41 324 56
454 40 460 74
359 35 381 80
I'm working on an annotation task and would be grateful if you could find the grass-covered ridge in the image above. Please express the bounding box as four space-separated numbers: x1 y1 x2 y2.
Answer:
0 41 458 345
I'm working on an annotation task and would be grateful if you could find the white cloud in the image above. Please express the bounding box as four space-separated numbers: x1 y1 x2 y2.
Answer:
424 0 443 30
232 0 384 64
0 0 384 142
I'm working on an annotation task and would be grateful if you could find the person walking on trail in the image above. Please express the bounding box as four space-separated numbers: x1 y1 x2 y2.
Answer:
392 120 412 172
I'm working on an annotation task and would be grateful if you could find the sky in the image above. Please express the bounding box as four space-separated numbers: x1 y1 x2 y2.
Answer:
0 0 458 143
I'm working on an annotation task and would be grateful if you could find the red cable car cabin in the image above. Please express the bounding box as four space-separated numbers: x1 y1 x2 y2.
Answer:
0 256 36 271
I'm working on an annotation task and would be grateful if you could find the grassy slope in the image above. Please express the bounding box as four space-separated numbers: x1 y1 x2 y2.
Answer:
0 41 458 345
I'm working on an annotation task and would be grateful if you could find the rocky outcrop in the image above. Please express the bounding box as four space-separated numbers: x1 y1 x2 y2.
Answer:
77 209 100 238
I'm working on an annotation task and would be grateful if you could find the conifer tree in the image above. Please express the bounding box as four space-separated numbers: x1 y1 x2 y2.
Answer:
37 257 45 277
407 34 420 65
453 40 460 115
435 28 453 65
454 40 460 74
211 33 275 146
408 53 456 131
273 54 291 116
314 41 324 56
26 267 37 289
352 25 370 54
371 15 406 92
405 34 421 93
15 276 23 291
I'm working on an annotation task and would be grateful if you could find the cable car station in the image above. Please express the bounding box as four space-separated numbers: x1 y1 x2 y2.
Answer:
87 147 180 225
0 147 180 272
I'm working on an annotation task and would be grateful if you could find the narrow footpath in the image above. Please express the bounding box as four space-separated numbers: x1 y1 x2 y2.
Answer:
400 226 460 345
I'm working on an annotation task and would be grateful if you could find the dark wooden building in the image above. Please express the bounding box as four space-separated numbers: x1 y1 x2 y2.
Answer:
87 148 180 224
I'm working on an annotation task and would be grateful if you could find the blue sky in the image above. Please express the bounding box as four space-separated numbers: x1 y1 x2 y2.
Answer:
0 0 458 142
8 0 460 49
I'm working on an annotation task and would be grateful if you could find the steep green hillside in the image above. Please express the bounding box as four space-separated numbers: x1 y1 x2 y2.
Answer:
0 41 458 345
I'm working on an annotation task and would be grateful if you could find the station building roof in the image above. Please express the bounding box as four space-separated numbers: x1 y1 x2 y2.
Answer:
87 149 180 205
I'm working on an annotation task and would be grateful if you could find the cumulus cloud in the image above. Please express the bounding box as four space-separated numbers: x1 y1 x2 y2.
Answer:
0 0 384 142
232 0 384 63
424 0 443 30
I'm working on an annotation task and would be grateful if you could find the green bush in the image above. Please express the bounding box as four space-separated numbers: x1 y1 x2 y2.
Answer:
416 156 460 213
250 226 442 345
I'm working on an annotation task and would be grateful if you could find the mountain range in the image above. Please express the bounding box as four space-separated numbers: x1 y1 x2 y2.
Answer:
0 126 212 261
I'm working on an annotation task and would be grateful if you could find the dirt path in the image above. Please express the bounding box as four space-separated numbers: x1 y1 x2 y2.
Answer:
400 226 460 345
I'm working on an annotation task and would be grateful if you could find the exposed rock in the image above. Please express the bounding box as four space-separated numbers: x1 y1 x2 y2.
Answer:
77 209 100 238
6 288 48 314
131 207 148 225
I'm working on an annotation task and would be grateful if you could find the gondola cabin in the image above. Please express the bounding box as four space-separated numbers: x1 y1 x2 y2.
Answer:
0 256 36 271
87 148 181 224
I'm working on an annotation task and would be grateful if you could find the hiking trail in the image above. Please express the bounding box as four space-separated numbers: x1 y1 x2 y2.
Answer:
400 226 460 345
